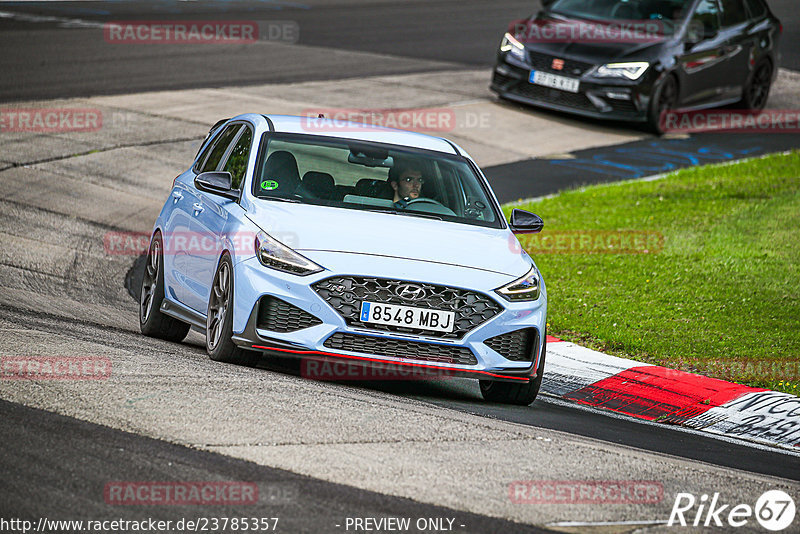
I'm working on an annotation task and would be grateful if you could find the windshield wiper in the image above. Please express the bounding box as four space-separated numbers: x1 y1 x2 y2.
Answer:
368 208 443 221
259 196 301 203
548 9 615 25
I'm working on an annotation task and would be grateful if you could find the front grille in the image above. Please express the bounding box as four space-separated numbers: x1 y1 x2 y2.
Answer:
527 52 594 77
484 328 539 362
324 332 478 366
313 277 501 339
257 296 322 333
512 83 596 111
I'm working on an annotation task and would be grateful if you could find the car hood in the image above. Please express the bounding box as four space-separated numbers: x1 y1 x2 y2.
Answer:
513 16 666 62
245 201 530 278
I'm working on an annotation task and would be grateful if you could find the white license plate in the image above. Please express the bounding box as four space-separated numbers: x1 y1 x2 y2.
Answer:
359 301 455 333
529 70 580 93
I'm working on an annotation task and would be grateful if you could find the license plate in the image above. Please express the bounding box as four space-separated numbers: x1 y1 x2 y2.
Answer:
360 301 455 333
529 70 580 93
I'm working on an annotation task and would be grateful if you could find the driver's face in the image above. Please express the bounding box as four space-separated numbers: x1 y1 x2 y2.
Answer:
393 169 423 201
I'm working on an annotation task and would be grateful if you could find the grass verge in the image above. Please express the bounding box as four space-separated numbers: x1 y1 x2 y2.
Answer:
506 151 800 394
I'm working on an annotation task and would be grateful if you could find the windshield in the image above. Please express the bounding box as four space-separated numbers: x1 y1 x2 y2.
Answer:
547 0 692 34
252 134 502 228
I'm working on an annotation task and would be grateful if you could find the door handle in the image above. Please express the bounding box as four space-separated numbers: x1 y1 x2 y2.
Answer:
192 203 204 215
723 44 741 57
172 191 183 203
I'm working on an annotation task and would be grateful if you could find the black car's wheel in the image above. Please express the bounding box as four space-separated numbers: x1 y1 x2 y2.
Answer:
480 335 547 406
739 59 773 110
206 253 261 366
647 74 679 135
139 233 191 342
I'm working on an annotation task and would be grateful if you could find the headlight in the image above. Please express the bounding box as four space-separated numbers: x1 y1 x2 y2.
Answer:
500 32 526 62
254 231 322 276
593 62 650 81
495 265 540 302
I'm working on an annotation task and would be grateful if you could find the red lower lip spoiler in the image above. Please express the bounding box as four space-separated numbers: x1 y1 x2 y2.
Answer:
251 344 530 382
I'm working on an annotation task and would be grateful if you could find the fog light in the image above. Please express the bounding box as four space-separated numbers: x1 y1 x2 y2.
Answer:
605 91 631 100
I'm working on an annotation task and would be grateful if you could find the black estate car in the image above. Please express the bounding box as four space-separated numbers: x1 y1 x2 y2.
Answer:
491 0 782 132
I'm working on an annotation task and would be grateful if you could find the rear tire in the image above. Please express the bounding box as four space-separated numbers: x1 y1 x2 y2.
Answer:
480 334 547 406
206 253 261 367
139 233 191 342
739 59 773 110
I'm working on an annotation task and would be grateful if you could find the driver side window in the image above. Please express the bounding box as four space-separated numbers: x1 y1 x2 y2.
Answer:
221 126 253 190
198 124 241 174
689 0 721 40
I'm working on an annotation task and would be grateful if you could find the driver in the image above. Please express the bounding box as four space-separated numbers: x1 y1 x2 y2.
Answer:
388 159 425 207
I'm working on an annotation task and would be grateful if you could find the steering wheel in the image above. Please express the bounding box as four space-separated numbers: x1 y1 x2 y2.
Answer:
398 197 457 216
402 197 441 207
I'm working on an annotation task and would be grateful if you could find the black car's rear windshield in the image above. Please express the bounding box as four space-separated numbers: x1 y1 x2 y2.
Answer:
548 0 692 34
251 134 503 229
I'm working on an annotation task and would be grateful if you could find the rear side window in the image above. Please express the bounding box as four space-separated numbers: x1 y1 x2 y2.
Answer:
743 0 767 19
198 124 241 173
222 126 253 190
719 0 748 26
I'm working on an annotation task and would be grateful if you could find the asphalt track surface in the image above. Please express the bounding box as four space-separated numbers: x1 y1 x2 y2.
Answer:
2 0 800 531
0 399 551 534
0 0 797 102
487 132 800 203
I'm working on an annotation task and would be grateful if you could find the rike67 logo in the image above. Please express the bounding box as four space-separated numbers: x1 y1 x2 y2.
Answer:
669 490 796 531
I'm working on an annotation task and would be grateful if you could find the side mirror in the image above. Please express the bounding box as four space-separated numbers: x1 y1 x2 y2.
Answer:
195 171 239 201
509 208 544 234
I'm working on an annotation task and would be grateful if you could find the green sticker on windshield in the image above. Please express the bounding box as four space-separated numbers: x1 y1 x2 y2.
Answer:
261 180 279 190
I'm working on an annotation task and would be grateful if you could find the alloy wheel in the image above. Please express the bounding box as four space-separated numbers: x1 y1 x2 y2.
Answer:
747 62 772 110
140 240 160 323
207 262 230 350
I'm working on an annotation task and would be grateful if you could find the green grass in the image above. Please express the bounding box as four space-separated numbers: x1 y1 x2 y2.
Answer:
506 151 800 395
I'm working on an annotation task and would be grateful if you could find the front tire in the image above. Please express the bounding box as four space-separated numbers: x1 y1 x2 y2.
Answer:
139 233 191 342
206 253 261 367
647 74 679 135
480 335 547 406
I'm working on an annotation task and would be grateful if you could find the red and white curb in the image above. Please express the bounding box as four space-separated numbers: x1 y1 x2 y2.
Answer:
543 336 800 451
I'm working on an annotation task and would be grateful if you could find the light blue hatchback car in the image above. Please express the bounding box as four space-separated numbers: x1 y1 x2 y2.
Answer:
140 114 548 405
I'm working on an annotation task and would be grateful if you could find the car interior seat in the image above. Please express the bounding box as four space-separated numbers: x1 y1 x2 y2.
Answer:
355 178 394 200
260 151 300 196
301 171 337 200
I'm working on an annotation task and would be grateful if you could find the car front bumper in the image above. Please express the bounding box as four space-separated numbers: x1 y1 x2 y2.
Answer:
230 255 546 383
491 55 653 123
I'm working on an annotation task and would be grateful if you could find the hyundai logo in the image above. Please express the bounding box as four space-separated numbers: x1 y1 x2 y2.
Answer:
395 284 426 301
